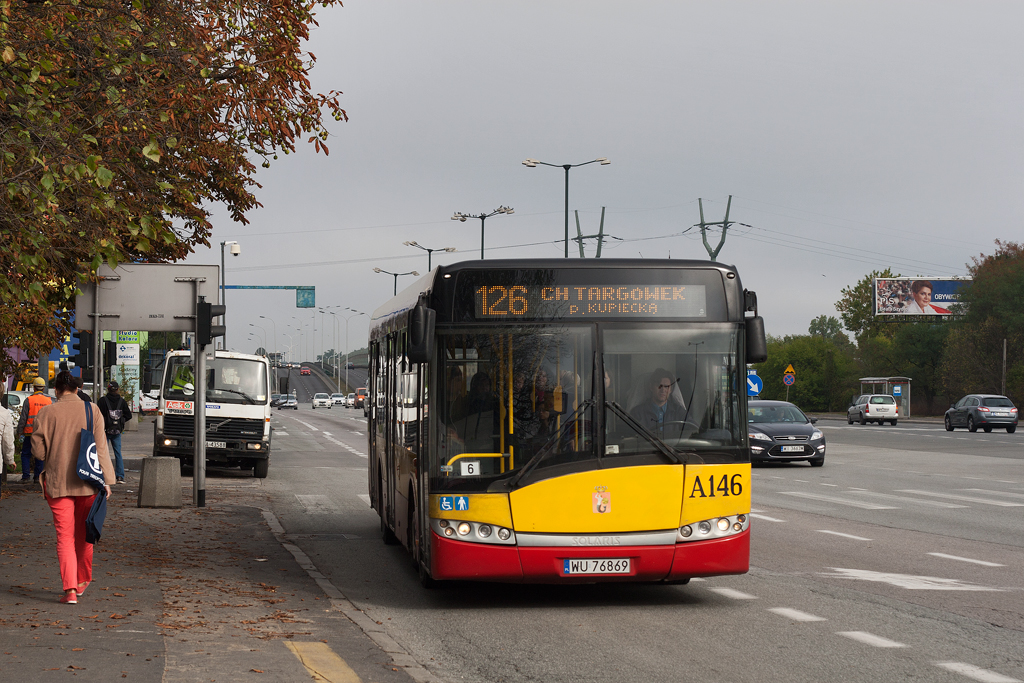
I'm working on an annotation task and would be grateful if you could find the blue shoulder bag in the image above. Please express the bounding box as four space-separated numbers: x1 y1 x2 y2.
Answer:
76 402 108 543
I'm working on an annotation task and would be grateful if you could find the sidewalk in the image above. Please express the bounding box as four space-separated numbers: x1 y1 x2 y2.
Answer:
1 463 419 681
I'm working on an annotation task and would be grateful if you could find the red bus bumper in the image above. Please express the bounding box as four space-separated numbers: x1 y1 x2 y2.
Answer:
429 528 749 583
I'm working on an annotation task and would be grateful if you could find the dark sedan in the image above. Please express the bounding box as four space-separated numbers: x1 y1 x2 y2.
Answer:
748 400 825 466
945 394 1018 433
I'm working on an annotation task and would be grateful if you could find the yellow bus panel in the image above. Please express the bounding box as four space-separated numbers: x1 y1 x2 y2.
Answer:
509 465 686 533
680 463 751 526
429 494 513 528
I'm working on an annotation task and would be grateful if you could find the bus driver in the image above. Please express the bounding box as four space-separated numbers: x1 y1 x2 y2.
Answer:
630 368 688 439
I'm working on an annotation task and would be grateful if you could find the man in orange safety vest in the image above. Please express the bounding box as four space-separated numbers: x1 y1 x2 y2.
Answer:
16 377 52 481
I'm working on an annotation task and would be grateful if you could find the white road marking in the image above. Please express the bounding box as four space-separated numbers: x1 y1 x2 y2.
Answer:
837 631 906 648
351 431 364 436
934 662 1021 683
749 513 785 523
769 607 825 622
960 488 1024 500
817 530 871 541
709 587 757 600
848 490 967 508
321 432 367 458
291 418 319 431
276 432 290 437
820 483 838 487
822 568 1002 591
927 553 1004 567
295 494 341 514
358 493 372 507
896 490 1024 507
781 491 898 509
793 479 809 483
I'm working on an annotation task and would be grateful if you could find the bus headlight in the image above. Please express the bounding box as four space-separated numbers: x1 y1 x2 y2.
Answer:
431 519 516 545
477 524 492 538
497 527 511 541
443 527 455 537
457 522 472 536
677 514 750 543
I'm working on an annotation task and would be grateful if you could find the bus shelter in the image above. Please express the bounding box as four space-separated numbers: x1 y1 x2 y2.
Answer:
859 376 912 418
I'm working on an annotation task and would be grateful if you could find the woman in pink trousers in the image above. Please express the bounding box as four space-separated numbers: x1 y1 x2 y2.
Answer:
31 371 114 604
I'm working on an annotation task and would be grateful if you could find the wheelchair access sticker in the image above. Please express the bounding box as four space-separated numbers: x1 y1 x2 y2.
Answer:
439 496 470 512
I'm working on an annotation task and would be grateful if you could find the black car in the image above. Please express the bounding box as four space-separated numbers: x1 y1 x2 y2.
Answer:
748 400 825 466
945 394 1018 433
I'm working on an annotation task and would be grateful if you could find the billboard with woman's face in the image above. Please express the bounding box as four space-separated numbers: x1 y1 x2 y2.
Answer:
873 278 968 316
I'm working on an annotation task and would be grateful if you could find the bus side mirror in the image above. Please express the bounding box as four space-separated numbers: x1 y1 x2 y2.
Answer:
745 316 767 363
408 303 436 364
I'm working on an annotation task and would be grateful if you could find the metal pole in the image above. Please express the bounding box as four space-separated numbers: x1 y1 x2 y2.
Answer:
393 274 398 296
194 336 207 507
1002 338 1007 395
480 216 486 259
563 165 570 258
427 249 433 270
92 284 101 400
344 317 349 393
220 244 226 349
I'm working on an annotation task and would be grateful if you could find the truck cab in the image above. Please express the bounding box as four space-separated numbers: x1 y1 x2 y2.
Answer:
153 350 273 478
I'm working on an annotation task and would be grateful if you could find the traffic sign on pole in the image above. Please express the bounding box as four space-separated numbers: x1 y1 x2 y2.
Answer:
747 373 763 396
783 373 795 386
784 364 796 375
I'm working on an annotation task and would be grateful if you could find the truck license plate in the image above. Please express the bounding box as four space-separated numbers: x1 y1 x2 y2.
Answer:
562 558 630 575
205 440 227 449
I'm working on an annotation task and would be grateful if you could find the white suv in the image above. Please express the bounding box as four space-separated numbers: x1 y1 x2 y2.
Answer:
312 392 332 409
848 394 898 425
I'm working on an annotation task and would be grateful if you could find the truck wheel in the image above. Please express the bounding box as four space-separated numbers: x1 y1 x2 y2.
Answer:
253 459 269 478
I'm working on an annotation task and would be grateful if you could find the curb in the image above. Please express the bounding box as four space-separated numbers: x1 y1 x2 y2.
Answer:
258 508 444 683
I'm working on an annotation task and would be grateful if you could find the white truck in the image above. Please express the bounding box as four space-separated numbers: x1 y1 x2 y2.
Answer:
153 350 273 478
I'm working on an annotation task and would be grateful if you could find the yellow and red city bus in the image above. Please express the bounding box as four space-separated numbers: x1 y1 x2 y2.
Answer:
367 259 767 586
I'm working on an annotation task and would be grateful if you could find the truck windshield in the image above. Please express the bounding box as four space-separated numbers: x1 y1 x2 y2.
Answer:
163 356 268 405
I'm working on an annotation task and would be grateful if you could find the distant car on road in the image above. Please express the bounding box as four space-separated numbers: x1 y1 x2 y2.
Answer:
331 393 346 405
354 387 367 409
748 400 825 467
300 367 311 376
945 394 1018 433
848 394 898 425
346 393 355 408
284 395 299 410
312 392 332 409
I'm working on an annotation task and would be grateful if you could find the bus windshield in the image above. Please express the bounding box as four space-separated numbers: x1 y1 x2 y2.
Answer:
604 325 743 460
163 356 268 405
436 326 594 490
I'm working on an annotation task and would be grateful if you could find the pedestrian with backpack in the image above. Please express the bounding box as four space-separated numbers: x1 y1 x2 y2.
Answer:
97 381 132 484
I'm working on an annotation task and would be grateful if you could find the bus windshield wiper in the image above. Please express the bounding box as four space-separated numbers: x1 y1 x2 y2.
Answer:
508 399 594 489
605 401 688 464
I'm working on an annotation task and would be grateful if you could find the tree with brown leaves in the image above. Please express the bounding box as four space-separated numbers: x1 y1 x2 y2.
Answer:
0 0 345 374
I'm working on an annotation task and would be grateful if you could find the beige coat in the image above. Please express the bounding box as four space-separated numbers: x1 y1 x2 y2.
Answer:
31 393 115 497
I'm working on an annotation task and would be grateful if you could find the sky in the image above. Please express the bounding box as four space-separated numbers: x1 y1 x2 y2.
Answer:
184 1 1024 361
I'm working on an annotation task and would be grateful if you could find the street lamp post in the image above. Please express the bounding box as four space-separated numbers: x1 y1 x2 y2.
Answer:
282 332 295 363
291 317 307 362
403 241 457 270
248 324 266 352
451 206 513 259
259 315 276 363
522 158 609 258
343 308 367 392
219 240 240 347
373 268 419 296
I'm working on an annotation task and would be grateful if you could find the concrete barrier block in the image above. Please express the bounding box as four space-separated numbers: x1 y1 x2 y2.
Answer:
137 456 182 508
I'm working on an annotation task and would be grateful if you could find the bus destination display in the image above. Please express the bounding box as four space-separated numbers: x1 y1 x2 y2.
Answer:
473 284 707 319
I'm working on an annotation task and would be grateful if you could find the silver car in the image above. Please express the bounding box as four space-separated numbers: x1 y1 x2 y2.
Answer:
312 392 332 409
945 394 1018 433
847 394 898 425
